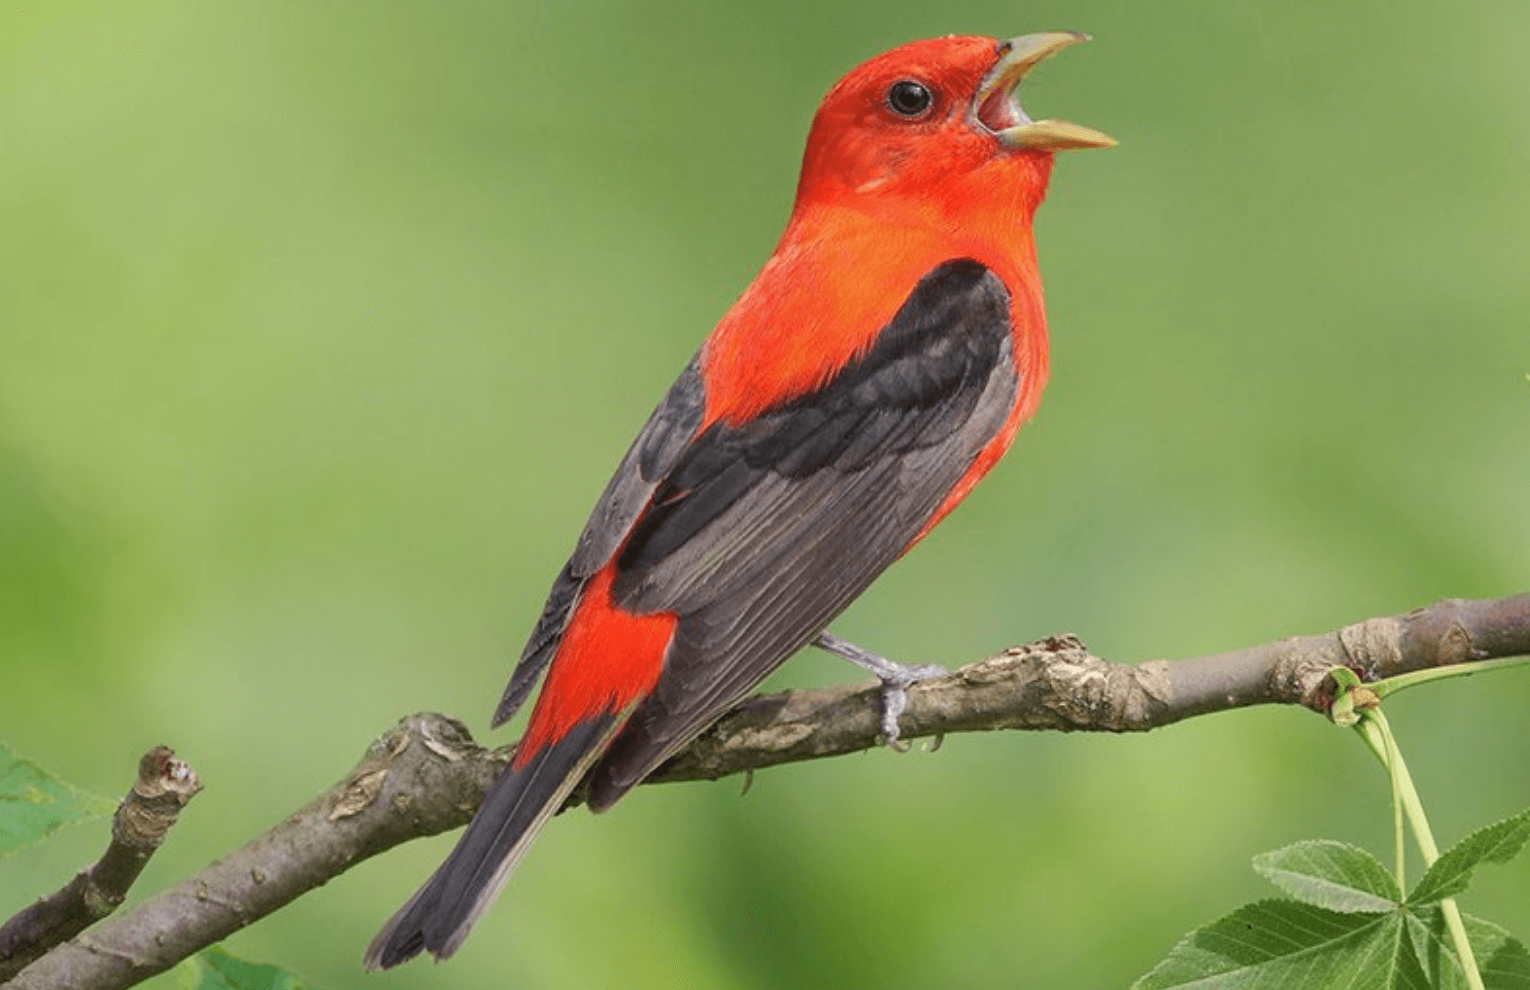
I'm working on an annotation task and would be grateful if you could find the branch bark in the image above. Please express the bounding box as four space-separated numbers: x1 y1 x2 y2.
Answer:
0 747 201 981
5 593 1527 990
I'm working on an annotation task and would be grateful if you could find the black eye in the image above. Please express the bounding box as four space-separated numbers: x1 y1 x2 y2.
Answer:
885 80 933 117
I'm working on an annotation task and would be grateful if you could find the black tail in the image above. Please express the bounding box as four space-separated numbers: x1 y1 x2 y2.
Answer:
363 715 618 969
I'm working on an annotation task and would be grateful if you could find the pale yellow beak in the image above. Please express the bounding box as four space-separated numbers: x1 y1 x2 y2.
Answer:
973 32 1117 152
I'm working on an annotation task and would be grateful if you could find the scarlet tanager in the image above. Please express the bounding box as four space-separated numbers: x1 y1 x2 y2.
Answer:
367 32 1113 968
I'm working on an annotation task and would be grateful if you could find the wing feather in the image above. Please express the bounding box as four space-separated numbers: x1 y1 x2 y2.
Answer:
587 258 1019 808
494 358 705 727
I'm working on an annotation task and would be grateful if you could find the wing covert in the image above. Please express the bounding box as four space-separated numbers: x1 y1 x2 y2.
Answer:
589 257 1020 805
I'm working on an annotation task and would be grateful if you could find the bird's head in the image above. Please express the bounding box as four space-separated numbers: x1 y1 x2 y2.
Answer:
795 33 1114 222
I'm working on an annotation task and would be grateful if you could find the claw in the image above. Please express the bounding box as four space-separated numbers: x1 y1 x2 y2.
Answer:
811 632 947 749
879 683 911 751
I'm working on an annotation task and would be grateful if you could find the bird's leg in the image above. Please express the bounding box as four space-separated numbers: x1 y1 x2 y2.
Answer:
811 631 946 751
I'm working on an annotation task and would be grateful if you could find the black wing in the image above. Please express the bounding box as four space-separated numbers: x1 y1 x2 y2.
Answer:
492 358 706 726
587 257 1019 809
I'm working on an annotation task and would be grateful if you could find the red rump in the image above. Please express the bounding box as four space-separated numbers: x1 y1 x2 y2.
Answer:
512 566 675 768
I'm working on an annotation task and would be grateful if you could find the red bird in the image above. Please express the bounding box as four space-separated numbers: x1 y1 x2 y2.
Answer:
367 32 1113 968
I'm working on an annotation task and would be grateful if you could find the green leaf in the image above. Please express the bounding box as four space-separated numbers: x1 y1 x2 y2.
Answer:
177 946 320 990
1405 908 1530 990
1408 808 1530 906
1254 840 1401 913
0 741 115 857
1132 899 1430 990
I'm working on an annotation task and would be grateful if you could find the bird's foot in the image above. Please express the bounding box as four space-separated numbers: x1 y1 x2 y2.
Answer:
811 631 946 751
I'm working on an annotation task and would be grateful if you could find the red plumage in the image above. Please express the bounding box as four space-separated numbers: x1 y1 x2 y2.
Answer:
367 32 1113 969
512 565 674 768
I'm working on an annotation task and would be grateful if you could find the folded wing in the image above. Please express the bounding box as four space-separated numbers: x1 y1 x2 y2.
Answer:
588 257 1020 809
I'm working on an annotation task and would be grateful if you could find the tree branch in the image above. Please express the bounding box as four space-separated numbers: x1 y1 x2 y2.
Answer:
0 747 201 982
5 593 1527 990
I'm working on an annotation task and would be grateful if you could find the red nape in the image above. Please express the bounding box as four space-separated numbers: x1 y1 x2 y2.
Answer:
513 566 675 769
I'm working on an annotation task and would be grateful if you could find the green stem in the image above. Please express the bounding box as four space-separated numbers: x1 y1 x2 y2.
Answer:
1356 718 1407 889
1369 712 1438 860
1392 764 1406 890
1358 709 1483 990
1372 654 1530 699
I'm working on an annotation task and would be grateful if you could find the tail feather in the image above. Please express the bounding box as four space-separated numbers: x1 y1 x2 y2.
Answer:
364 714 619 970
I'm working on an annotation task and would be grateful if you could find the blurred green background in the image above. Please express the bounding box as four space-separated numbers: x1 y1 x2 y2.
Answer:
2 1 1527 987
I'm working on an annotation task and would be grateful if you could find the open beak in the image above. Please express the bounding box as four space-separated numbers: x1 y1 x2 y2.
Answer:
973 32 1116 152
